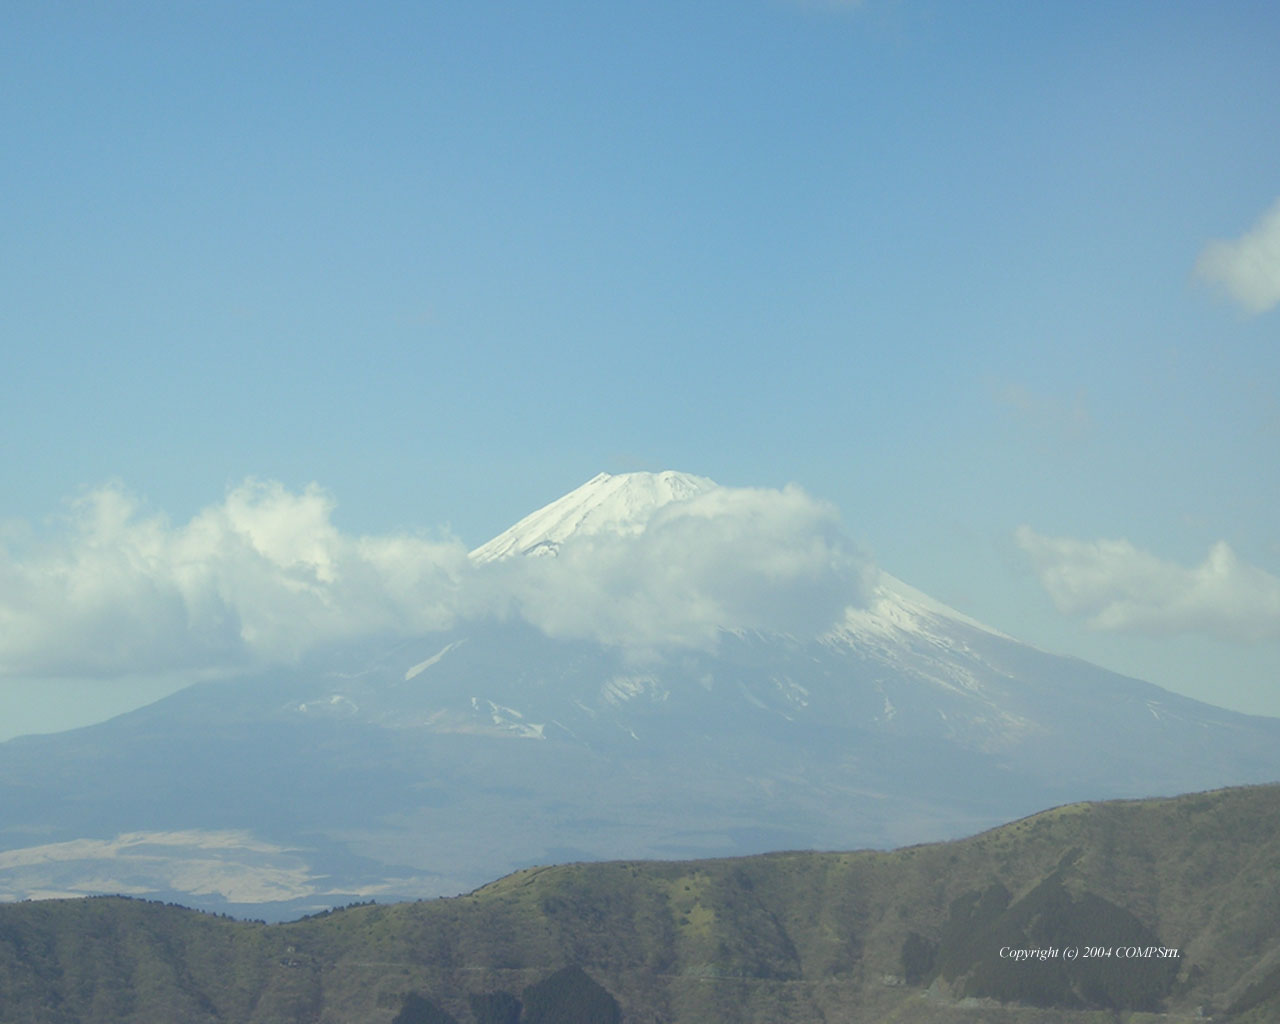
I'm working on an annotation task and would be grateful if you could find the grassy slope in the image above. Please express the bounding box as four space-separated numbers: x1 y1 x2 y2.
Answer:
2 784 1279 1023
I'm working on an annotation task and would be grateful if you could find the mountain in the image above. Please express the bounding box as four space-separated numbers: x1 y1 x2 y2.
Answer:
469 470 719 561
1 471 1279 918
3 783 1280 1023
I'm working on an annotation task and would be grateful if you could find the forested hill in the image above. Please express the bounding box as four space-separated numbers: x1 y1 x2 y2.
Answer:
3 784 1280 1023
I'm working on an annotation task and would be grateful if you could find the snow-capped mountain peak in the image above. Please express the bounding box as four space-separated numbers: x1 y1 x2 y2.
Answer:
471 469 1007 641
470 470 718 563
9 470 1280 922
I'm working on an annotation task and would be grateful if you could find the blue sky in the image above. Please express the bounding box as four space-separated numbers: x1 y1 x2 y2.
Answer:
2 0 1279 737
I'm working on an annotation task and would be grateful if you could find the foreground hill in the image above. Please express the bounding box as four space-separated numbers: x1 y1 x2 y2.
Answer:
3 784 1280 1023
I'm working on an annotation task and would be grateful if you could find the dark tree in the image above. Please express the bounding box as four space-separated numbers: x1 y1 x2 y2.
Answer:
469 990 522 1024
392 991 459 1024
522 966 621 1024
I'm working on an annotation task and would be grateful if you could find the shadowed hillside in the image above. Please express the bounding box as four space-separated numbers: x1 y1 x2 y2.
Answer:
2 784 1279 1023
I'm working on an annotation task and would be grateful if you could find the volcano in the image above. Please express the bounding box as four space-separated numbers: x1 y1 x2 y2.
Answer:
1 471 1277 919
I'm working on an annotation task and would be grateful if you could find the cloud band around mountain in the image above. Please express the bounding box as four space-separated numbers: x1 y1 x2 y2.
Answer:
0 481 468 678
1016 526 1280 642
484 484 873 649
0 478 872 679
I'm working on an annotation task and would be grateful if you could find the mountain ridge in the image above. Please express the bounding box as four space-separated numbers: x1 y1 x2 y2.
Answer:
3 783 1279 1022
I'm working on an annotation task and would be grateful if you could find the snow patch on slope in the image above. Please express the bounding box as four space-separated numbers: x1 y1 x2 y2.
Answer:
600 675 670 706
833 571 1010 645
297 694 359 717
404 640 465 681
470 697 545 739
827 572 1035 743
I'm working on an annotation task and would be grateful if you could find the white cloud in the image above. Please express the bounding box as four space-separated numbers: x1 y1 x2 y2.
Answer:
0 480 469 678
1194 197 1280 314
485 484 873 649
1016 527 1280 642
0 478 873 679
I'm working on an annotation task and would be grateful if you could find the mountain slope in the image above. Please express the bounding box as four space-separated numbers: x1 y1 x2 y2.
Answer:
1 471 1278 917
3 784 1280 1023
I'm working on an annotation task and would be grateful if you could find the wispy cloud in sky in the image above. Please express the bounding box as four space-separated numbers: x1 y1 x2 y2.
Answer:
994 382 1092 441
0 480 871 680
1195 197 1280 314
1016 527 1280 642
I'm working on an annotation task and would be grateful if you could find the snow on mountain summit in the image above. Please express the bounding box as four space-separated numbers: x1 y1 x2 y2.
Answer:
470 470 718 563
470 469 1008 643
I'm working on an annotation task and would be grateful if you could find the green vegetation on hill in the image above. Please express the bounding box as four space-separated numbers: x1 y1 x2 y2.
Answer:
932 851 1179 1010
2 784 1279 1022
